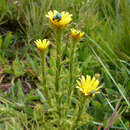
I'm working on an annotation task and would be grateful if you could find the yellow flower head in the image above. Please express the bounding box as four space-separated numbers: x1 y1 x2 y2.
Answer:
34 104 41 111
35 39 50 51
46 10 72 29
76 75 102 97
71 28 84 40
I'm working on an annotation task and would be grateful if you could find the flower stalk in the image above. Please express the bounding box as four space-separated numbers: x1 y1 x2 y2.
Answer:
67 39 77 107
65 29 85 117
69 39 77 91
72 96 89 130
54 29 64 124
55 29 63 92
40 52 46 87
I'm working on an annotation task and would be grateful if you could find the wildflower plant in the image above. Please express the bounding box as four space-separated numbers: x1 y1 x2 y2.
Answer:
35 39 50 100
0 1 129 129
34 10 103 129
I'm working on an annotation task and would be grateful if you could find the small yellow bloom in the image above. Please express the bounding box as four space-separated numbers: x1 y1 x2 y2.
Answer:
35 39 50 51
34 104 41 111
46 10 72 29
76 75 102 97
71 28 84 40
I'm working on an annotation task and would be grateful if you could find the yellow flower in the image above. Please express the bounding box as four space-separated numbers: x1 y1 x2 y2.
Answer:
46 10 72 29
76 75 102 97
35 39 50 51
34 104 41 111
71 28 84 40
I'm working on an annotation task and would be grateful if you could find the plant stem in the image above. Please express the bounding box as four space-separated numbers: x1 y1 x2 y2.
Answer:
55 30 62 92
40 52 47 95
40 51 53 107
41 52 46 85
69 39 76 93
72 96 88 130
65 39 77 116
54 29 63 125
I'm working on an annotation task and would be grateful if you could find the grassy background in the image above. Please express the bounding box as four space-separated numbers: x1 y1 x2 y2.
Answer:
0 0 130 129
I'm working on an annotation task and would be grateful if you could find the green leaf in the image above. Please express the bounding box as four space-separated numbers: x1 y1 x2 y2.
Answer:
2 32 12 49
17 79 24 104
36 89 46 103
118 84 127 97
26 54 38 75
12 56 25 77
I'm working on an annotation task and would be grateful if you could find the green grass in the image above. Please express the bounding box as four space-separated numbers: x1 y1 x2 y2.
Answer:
0 0 130 129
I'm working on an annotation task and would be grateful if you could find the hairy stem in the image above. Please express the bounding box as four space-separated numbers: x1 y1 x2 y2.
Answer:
40 52 48 97
72 97 88 130
65 39 77 117
55 30 62 92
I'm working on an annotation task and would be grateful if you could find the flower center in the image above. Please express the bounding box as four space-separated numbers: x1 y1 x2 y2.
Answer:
53 12 61 22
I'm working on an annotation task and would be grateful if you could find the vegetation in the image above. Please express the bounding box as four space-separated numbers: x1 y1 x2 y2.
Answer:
0 0 129 129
